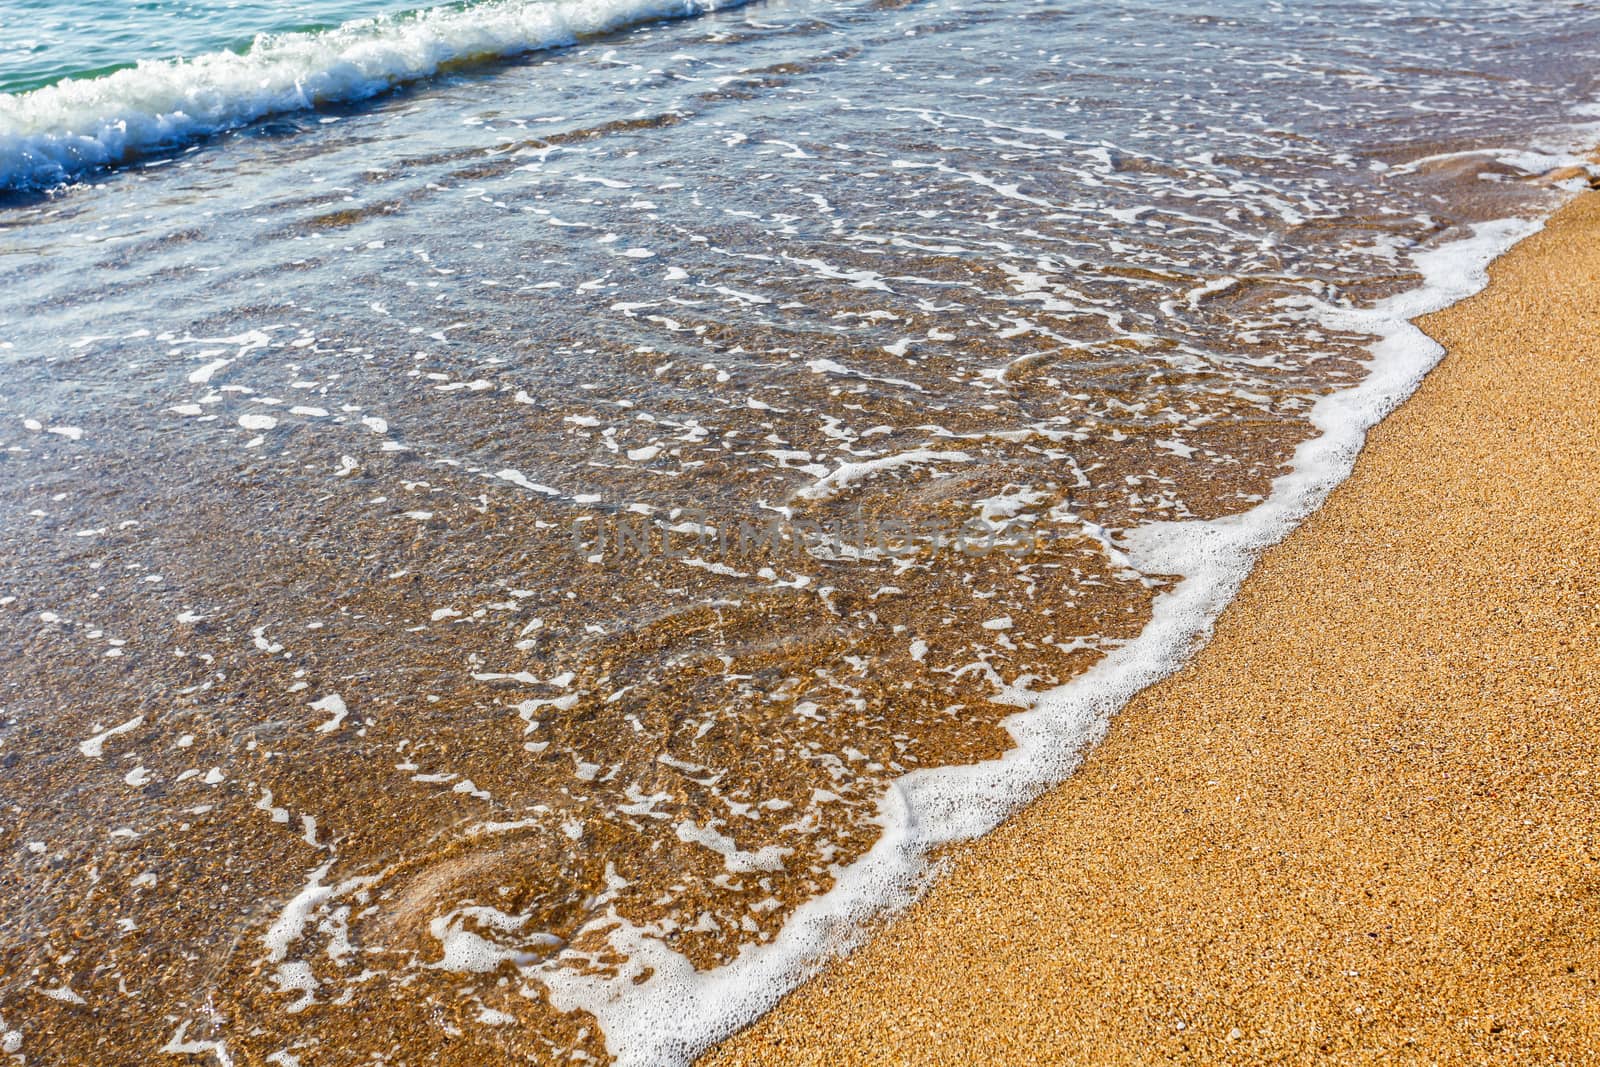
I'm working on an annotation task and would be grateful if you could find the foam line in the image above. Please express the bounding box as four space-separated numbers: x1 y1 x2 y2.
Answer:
525 213 1545 1064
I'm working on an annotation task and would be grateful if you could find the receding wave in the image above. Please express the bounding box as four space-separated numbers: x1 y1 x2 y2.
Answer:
0 0 742 191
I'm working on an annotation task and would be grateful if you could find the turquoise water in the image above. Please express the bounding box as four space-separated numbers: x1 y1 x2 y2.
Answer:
0 0 416 92
0 0 737 190
2 0 1599 1062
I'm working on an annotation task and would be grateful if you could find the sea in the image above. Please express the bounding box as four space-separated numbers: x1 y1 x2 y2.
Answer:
1 0 1597 1063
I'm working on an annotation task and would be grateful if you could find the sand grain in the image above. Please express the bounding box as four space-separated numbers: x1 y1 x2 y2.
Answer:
705 193 1600 1066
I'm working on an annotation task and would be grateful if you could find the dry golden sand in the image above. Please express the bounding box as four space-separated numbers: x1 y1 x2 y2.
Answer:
704 192 1600 1065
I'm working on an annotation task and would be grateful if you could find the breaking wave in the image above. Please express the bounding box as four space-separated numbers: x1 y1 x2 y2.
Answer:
0 0 743 190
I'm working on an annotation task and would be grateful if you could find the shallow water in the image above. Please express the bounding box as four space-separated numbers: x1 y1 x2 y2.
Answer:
1 0 1596 1063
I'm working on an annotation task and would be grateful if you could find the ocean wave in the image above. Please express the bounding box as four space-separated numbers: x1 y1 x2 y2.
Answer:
0 0 741 191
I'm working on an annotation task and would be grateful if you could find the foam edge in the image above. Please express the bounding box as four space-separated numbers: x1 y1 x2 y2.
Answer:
530 207 1549 1067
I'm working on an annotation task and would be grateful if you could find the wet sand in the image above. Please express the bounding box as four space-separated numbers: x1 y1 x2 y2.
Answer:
704 191 1600 1064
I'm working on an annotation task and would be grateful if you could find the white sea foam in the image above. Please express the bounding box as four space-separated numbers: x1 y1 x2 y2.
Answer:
77 714 145 757
0 0 744 191
505 214 1548 1064
10 11 1595 1061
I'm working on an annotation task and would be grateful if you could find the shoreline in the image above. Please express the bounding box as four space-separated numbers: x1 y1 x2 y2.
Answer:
704 191 1600 1064
592 192 1553 1067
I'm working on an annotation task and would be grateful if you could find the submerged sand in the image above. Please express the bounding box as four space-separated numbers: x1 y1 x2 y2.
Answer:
705 193 1600 1064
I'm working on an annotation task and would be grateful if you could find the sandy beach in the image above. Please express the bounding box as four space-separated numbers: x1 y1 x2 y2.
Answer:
705 191 1600 1065
10 3 1600 1060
